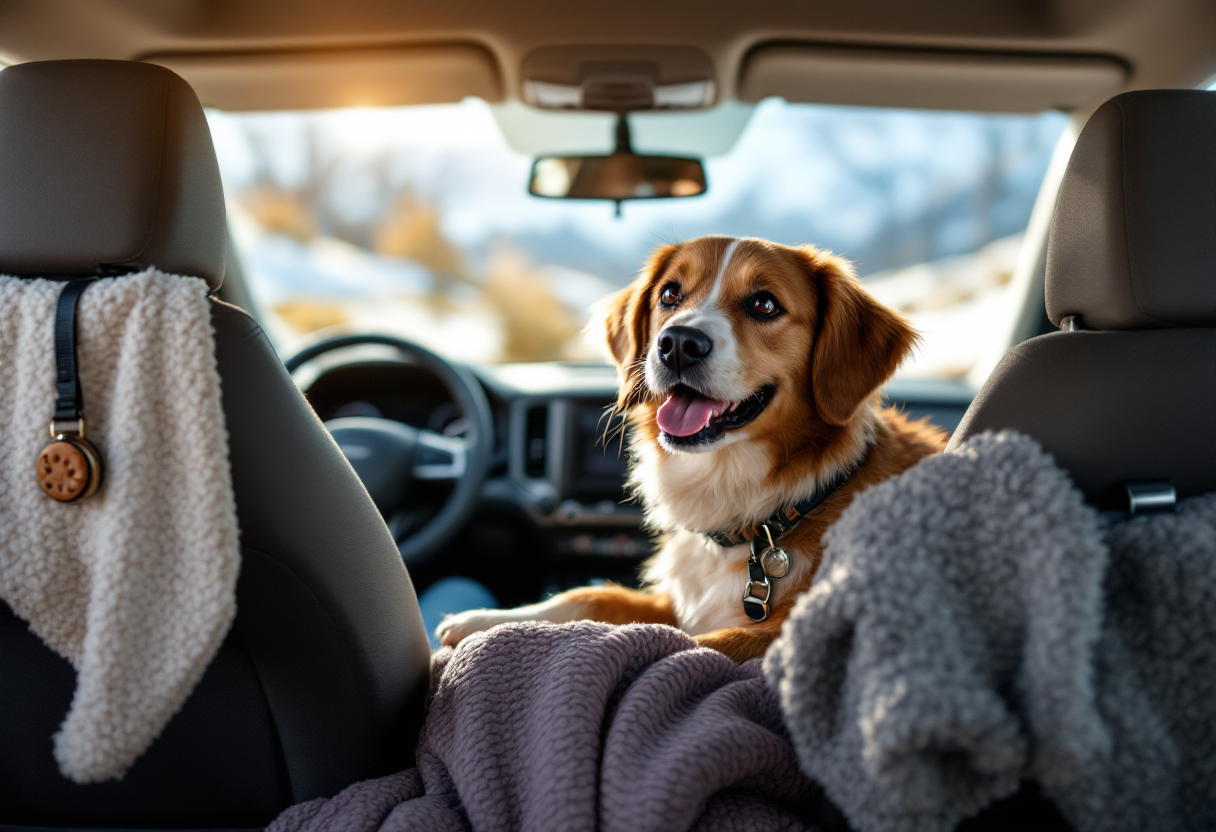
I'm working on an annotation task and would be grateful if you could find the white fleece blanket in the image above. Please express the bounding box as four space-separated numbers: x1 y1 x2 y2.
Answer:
0 270 239 783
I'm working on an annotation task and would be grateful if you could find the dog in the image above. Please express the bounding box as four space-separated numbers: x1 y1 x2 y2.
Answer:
437 236 947 662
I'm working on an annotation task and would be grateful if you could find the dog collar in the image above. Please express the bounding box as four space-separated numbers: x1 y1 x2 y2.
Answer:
702 452 866 549
701 451 867 623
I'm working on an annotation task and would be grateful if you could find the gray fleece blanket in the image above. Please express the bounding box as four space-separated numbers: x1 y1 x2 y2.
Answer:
271 622 819 832
766 431 1216 832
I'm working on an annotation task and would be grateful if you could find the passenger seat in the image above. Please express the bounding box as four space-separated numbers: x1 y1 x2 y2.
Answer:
951 89 1216 508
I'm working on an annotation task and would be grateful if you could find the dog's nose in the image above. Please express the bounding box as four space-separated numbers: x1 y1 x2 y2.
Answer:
657 326 713 372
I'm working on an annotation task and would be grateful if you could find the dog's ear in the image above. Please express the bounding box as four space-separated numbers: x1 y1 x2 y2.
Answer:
804 249 918 426
601 285 637 369
597 243 677 412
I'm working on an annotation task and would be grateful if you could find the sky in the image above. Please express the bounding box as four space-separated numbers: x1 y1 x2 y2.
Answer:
207 98 1067 283
206 97 1068 373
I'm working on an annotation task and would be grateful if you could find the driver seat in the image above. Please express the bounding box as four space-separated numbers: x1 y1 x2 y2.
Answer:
0 61 432 827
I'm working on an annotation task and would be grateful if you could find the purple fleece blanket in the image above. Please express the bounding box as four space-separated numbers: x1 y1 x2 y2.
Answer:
269 621 820 832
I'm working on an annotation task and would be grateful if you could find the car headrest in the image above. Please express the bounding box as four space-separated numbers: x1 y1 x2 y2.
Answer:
1046 90 1216 330
0 60 226 291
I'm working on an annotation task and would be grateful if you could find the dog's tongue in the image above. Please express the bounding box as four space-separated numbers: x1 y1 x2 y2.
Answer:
657 388 730 437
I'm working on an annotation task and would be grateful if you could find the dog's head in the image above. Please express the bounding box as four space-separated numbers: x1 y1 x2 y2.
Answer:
601 236 917 454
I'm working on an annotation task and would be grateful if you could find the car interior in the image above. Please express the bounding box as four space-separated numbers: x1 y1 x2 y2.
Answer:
0 0 1213 829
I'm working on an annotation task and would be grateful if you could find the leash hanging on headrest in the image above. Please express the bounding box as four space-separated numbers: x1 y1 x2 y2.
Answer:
36 278 104 503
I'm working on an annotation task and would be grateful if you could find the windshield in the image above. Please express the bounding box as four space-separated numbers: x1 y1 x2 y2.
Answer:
208 99 1067 379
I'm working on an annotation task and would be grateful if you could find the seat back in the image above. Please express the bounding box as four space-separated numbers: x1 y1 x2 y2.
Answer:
951 90 1216 506
0 60 431 827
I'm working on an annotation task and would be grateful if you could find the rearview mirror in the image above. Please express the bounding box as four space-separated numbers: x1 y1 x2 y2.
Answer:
527 115 707 208
529 154 706 201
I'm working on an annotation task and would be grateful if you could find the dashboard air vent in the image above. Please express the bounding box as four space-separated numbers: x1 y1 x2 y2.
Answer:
523 405 549 478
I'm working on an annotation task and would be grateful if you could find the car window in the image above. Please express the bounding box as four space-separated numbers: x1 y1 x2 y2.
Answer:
207 99 1067 380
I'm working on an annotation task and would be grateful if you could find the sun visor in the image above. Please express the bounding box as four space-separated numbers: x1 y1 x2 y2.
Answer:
738 45 1126 113
143 45 504 111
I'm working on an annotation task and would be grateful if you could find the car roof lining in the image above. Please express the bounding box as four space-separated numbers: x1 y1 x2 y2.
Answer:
0 0 1212 114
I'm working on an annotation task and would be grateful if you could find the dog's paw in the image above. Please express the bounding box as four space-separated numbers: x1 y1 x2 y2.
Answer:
435 608 519 647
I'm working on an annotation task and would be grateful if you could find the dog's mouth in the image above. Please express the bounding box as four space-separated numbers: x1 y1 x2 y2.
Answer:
656 383 776 446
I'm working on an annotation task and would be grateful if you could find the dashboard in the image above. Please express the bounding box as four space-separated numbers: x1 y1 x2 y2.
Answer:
296 349 974 602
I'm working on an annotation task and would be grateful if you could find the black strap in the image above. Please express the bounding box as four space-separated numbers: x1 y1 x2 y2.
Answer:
53 278 98 424
703 449 868 548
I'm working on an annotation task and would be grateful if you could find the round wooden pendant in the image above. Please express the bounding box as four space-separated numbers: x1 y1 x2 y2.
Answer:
37 440 93 503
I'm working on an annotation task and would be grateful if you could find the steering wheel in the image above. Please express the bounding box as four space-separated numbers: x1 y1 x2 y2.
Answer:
284 335 494 566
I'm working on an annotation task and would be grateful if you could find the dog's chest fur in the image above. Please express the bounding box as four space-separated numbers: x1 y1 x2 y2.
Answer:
642 530 818 635
631 418 872 635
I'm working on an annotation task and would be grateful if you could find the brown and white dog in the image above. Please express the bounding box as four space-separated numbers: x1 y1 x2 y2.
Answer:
437 236 946 662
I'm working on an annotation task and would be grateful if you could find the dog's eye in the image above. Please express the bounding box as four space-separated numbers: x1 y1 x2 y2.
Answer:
660 283 683 307
749 291 782 318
